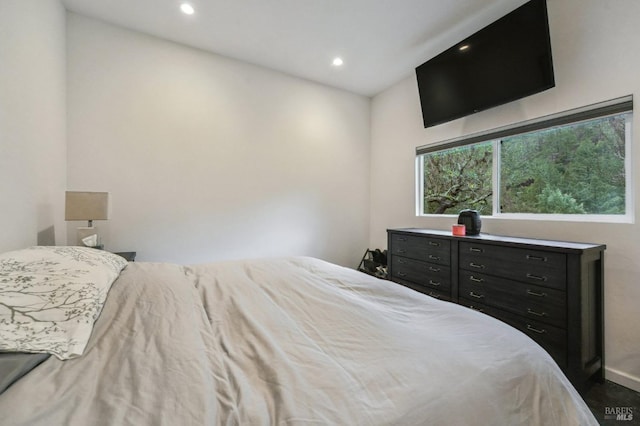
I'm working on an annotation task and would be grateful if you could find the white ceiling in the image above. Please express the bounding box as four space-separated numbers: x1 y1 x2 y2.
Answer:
61 0 528 97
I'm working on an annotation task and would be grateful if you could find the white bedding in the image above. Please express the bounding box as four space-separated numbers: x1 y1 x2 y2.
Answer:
0 256 597 425
0 247 128 359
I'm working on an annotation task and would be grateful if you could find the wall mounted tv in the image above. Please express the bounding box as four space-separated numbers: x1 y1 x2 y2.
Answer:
416 0 554 128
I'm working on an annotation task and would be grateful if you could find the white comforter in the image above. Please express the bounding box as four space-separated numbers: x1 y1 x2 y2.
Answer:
0 257 597 425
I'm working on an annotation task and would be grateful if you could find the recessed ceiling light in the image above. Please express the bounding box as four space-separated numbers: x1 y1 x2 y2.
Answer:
332 57 344 67
180 3 195 15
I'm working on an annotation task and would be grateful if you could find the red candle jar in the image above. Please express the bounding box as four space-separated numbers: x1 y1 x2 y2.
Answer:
452 224 466 236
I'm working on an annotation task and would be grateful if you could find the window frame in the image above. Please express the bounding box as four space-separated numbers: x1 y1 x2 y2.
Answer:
415 96 634 223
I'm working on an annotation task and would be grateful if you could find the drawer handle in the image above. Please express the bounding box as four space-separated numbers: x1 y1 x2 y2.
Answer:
428 292 441 299
397 249 407 254
469 305 484 313
397 237 408 242
429 255 440 261
526 324 547 334
428 266 441 272
526 289 547 298
527 308 547 317
469 291 485 299
526 273 547 282
526 254 548 262
429 280 441 287
469 247 484 253
429 241 440 247
398 258 407 264
470 275 484 283
397 272 407 277
469 262 485 270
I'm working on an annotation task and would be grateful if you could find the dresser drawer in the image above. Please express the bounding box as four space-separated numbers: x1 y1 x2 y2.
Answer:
391 256 451 291
399 281 451 302
390 234 450 266
459 298 567 368
459 270 566 328
459 242 566 290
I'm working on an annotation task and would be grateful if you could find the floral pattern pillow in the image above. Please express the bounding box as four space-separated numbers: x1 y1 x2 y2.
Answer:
0 246 128 359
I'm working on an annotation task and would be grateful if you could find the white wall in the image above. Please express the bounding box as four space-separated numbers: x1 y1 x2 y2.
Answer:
370 0 640 391
0 0 67 251
66 14 371 267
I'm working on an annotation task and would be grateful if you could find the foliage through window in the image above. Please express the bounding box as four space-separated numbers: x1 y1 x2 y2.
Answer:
417 107 631 220
500 115 627 215
423 142 493 215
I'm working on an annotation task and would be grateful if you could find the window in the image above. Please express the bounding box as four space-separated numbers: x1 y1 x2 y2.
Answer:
416 96 633 222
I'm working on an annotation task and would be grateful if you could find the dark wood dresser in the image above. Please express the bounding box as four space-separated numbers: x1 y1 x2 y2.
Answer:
387 228 605 393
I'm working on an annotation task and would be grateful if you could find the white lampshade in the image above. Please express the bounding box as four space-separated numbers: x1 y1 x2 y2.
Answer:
65 191 109 224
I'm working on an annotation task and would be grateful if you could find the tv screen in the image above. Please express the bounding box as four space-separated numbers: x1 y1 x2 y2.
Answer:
416 0 554 128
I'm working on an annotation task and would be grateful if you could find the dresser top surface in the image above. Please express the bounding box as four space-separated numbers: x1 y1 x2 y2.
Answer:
388 228 606 253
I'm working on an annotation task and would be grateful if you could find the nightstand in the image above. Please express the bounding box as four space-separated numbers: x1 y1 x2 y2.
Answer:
113 251 136 262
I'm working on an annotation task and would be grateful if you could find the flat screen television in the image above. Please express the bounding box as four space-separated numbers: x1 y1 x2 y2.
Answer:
416 0 554 128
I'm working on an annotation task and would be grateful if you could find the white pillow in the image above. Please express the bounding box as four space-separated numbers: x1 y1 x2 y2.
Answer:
0 246 128 360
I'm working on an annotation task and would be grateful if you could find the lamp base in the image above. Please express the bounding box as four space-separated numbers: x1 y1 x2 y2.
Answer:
76 226 101 247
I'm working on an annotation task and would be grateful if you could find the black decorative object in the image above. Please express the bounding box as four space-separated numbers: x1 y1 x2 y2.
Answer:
457 209 482 235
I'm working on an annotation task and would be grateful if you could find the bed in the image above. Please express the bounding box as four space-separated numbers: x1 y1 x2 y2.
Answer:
0 247 597 425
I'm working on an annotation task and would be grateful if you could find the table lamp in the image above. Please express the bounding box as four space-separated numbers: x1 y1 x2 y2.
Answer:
65 191 109 247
